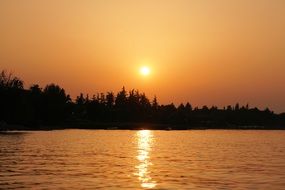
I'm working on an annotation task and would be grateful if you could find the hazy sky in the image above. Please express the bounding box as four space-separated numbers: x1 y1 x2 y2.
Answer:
0 0 285 112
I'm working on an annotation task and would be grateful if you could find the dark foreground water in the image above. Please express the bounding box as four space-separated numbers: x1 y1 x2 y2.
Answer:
1 130 285 189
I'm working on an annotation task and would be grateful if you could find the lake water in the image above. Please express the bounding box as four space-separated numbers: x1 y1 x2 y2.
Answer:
1 130 285 189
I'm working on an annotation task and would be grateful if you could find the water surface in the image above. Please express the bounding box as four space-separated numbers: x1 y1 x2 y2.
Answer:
1 130 285 189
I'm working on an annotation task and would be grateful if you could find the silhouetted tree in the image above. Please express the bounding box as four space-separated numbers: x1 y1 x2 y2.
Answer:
0 70 23 89
235 103 240 111
0 70 26 124
28 84 43 124
105 92 115 121
227 105 233 111
106 92 115 108
74 93 88 119
115 87 128 121
41 84 71 123
152 96 159 110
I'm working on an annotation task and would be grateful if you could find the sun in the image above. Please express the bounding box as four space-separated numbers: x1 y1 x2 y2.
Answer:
140 66 150 76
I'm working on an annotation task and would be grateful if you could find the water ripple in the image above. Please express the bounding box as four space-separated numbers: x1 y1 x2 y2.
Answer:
1 130 285 189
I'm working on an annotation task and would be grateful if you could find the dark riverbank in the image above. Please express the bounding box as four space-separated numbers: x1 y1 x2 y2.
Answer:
1 70 285 131
1 121 285 131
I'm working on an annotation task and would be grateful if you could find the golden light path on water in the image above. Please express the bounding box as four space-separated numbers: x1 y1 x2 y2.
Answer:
134 130 156 189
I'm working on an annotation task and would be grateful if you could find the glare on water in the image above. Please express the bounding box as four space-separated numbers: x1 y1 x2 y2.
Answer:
134 130 156 189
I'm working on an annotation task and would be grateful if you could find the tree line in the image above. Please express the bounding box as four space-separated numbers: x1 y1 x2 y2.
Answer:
0 70 284 130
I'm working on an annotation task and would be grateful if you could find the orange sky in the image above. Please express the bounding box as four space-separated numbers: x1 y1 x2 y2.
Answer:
0 0 285 112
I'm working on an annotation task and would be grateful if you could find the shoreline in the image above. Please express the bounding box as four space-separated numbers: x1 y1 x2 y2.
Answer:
1 122 285 131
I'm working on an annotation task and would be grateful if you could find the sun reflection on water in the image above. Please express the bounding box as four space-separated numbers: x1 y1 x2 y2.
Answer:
134 130 156 189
